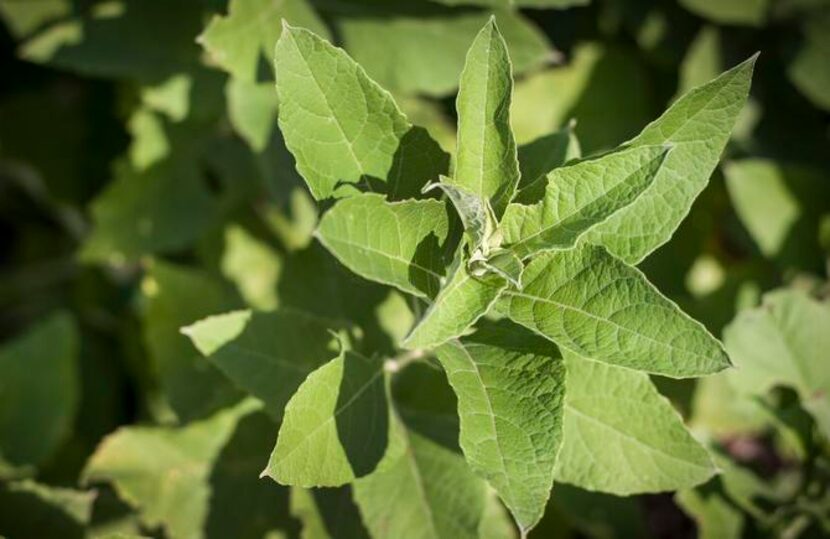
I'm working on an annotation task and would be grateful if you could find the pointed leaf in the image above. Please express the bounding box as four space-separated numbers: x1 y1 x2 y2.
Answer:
182 309 342 420
451 18 520 218
403 256 507 350
502 145 670 258
435 320 566 532
503 246 730 377
274 24 448 200
264 351 393 487
585 56 756 263
316 193 453 299
555 352 717 494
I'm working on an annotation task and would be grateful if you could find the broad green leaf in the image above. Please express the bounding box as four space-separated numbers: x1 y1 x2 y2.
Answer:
678 27 722 96
724 289 830 438
226 79 279 152
452 18 519 218
515 124 581 201
0 312 78 472
19 0 204 81
403 256 507 350
501 145 669 259
274 23 448 200
0 480 94 539
585 56 756 264
199 0 327 82
435 320 566 533
141 261 241 423
264 351 393 487
335 8 551 98
263 187 319 253
290 487 370 539
555 352 717 494
353 421 490 539
182 309 342 420
510 43 652 151
503 246 730 377
84 400 295 539
680 0 767 26
80 160 219 263
725 158 830 269
725 159 800 257
424 180 497 255
316 193 453 298
676 487 744 539
788 12 830 111
221 225 281 311
690 374 767 438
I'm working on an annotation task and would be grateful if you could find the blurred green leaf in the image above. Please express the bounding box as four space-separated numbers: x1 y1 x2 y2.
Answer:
335 7 552 98
0 479 94 539
724 289 830 438
680 0 768 26
221 225 281 311
141 261 241 423
0 312 78 473
183 309 342 420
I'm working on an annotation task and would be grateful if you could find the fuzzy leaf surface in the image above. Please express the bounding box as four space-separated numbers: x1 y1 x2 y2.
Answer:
502 145 669 258
555 353 717 494
503 246 730 377
451 18 519 218
274 24 448 200
435 320 566 532
585 56 756 263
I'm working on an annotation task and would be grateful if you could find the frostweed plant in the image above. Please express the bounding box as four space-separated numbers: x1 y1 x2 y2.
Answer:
176 18 756 537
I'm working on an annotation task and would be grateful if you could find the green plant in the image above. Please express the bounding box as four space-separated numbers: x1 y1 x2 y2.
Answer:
173 19 755 537
2 1 829 538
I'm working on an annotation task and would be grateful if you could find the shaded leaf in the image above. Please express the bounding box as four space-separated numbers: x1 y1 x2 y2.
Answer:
316 193 453 299
274 23 448 200
182 309 342 420
264 351 394 487
0 312 78 473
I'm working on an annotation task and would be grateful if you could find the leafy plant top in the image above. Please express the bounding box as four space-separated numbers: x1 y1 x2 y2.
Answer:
183 17 756 537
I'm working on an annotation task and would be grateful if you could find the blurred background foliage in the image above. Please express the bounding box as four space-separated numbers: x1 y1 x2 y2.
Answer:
0 0 828 538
